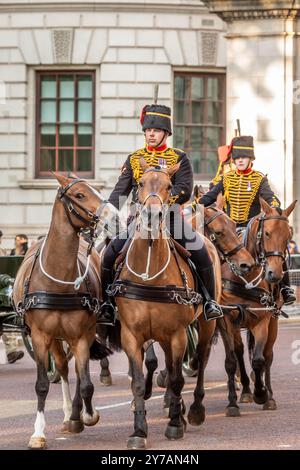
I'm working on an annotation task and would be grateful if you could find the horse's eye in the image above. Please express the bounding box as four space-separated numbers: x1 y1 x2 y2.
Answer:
167 184 172 191
215 231 222 237
139 181 144 188
265 231 270 239
76 193 85 200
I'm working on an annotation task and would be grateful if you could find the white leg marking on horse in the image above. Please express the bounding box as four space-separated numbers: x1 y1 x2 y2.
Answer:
31 411 46 438
61 378 72 422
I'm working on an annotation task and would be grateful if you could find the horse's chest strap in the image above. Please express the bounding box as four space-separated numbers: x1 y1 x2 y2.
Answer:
107 279 202 306
17 291 100 314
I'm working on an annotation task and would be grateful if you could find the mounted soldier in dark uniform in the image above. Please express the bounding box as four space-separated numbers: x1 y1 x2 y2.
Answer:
98 103 223 325
200 135 296 305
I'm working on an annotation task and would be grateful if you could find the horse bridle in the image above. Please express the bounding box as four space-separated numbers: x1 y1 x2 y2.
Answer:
58 178 100 232
254 214 290 263
204 206 244 262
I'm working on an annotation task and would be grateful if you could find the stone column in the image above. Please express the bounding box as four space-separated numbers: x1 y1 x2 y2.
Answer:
203 1 299 235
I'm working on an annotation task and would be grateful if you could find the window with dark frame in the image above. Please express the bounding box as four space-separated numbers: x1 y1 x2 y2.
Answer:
174 72 226 179
36 71 95 178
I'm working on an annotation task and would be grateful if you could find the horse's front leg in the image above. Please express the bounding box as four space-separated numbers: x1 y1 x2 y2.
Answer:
188 316 215 426
28 328 51 449
162 328 187 440
218 319 240 417
262 317 278 410
50 339 72 432
71 337 99 430
144 342 158 400
234 329 253 403
123 328 147 449
250 318 270 405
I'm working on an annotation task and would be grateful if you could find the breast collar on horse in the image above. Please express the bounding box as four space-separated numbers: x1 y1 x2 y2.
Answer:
15 179 102 320
221 212 290 318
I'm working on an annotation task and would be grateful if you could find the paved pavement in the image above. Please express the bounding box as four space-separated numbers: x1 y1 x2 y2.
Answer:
0 321 299 451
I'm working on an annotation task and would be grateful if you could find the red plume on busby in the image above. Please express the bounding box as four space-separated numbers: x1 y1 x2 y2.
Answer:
140 105 147 126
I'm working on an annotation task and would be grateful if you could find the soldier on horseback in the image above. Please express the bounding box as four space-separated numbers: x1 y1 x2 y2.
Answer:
199 135 296 305
98 103 223 325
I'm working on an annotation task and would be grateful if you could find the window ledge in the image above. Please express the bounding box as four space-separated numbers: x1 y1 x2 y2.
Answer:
18 179 106 190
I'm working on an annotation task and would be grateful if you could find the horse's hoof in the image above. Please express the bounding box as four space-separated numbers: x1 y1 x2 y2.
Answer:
68 419 84 433
130 399 136 412
253 389 269 405
100 375 112 386
156 372 167 388
263 399 277 411
226 406 241 417
28 436 47 449
127 436 147 449
187 406 205 426
83 410 99 426
165 424 184 440
240 393 253 403
60 421 70 433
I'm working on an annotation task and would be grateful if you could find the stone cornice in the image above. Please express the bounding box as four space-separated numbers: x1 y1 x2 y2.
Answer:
202 1 300 22
0 1 207 15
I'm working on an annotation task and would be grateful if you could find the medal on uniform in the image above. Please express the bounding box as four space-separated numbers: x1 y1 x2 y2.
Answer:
158 158 167 168
247 181 252 191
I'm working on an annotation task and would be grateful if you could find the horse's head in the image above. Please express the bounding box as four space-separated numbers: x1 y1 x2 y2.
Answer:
137 159 180 236
53 172 105 234
253 198 297 284
204 196 255 275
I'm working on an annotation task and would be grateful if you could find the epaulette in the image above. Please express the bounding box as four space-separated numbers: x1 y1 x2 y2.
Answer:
173 148 186 158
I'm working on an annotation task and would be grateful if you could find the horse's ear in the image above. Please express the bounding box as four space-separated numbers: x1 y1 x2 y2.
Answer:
259 197 272 214
216 192 224 210
193 185 200 199
198 185 205 196
168 162 180 178
67 171 78 179
140 158 149 172
51 171 70 188
283 200 297 218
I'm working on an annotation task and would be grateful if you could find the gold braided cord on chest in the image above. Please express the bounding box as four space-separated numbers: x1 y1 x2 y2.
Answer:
224 172 263 223
130 148 179 182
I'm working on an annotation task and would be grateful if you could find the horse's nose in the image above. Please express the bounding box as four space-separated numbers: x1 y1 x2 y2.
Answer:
267 271 281 283
239 263 252 274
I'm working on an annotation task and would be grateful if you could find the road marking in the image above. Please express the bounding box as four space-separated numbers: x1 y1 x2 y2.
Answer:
277 444 291 448
95 383 227 411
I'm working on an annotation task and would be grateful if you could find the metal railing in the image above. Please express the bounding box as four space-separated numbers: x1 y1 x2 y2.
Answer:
286 254 300 316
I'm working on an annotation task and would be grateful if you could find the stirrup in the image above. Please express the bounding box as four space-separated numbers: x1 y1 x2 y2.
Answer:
97 302 116 326
203 300 223 322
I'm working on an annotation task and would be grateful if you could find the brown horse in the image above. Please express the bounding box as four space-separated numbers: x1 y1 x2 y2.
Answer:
13 173 115 449
218 198 297 413
184 192 256 417
107 161 221 449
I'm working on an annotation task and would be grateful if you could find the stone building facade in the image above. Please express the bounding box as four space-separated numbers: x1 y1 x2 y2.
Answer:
0 0 299 249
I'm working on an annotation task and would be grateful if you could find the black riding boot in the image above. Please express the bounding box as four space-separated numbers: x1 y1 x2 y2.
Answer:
97 267 116 326
197 264 223 321
280 267 296 305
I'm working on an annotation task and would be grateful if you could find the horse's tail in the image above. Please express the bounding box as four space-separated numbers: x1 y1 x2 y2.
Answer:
96 320 122 352
90 337 112 360
106 320 122 351
247 330 255 364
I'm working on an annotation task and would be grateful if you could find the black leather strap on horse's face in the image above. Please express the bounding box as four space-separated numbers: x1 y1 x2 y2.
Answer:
256 214 289 261
58 178 100 232
204 206 243 260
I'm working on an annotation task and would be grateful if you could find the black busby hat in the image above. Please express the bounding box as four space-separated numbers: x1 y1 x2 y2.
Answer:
140 104 172 135
230 135 255 160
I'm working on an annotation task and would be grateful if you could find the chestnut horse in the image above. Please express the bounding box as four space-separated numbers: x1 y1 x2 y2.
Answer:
183 193 256 417
107 161 222 449
13 173 117 449
191 187 297 414
219 198 297 412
